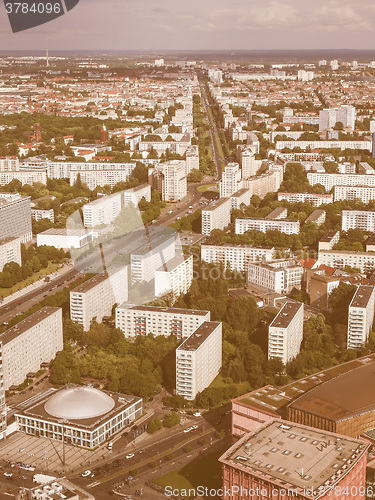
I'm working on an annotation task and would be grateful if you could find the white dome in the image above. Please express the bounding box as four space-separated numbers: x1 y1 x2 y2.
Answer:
44 387 115 420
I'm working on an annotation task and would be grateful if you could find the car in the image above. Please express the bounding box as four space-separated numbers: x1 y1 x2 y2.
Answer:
4 472 12 477
19 449 25 453
189 205 193 209
107 442 113 450
81 470 91 478
126 453 135 459
193 412 202 417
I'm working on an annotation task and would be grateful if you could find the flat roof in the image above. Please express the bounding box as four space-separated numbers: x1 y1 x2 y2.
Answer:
202 242 275 250
231 188 250 198
319 230 339 242
72 267 124 294
219 419 369 494
289 360 375 421
236 217 299 223
235 385 291 416
177 321 221 351
0 307 60 345
266 207 287 219
39 228 91 236
350 285 374 308
156 254 191 272
270 301 303 329
117 303 210 317
202 198 230 212
0 237 19 246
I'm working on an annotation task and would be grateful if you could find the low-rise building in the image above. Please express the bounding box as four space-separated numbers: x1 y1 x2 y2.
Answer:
265 207 287 220
277 191 333 206
235 217 300 235
334 185 375 203
31 208 55 222
305 209 326 226
347 285 375 350
0 237 21 272
318 249 375 273
176 322 222 400
248 259 303 293
0 307 63 390
201 198 231 235
37 229 94 249
318 230 340 251
229 188 251 210
309 274 340 310
115 303 210 340
268 301 304 364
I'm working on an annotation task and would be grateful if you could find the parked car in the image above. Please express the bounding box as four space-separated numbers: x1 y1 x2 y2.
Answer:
81 470 91 478
126 453 135 459
193 412 202 417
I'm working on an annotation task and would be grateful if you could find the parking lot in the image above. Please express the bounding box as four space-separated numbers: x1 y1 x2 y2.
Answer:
0 432 112 475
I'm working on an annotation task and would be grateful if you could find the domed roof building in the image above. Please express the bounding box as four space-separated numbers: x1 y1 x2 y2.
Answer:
15 385 142 449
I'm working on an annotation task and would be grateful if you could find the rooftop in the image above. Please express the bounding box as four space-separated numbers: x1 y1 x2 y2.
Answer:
177 321 221 351
71 267 125 294
305 209 325 222
156 254 191 273
269 301 303 329
219 419 369 494
117 303 210 317
39 228 92 237
202 197 230 212
0 307 61 346
350 285 375 308
0 236 19 247
319 230 340 242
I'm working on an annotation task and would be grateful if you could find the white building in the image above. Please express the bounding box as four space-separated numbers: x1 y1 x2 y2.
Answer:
0 193 32 243
276 140 371 152
31 208 55 222
220 163 242 198
298 70 314 81
0 171 47 186
0 157 19 171
201 243 275 272
334 185 375 203
318 250 375 273
176 322 222 400
319 108 339 131
0 237 21 272
242 169 283 198
305 209 326 226
115 303 210 340
46 161 136 180
0 307 63 390
123 184 151 206
230 188 251 210
69 168 135 190
239 147 261 179
70 267 128 331
347 286 375 350
154 254 193 299
185 146 199 175
308 172 375 192
337 105 356 130
37 229 94 249
201 198 231 235
248 259 303 294
149 161 187 202
342 210 375 232
268 301 304 364
277 192 333 206
235 217 300 235
83 193 122 228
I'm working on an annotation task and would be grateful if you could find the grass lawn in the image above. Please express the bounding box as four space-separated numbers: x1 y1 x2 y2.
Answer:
210 373 250 395
215 134 224 158
0 262 60 299
197 184 218 193
154 445 226 492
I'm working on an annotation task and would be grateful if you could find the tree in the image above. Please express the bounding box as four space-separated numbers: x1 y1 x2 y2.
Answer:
163 411 180 428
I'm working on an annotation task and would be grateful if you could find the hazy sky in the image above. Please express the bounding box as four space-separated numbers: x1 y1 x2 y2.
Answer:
0 0 374 52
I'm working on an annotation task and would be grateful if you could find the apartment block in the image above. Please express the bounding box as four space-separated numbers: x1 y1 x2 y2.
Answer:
201 198 231 235
47 161 136 179
115 303 210 340
37 229 94 249
0 237 21 272
268 301 304 364
309 274 340 310
69 167 135 190
277 140 371 152
248 259 303 294
220 163 242 198
201 243 275 272
277 191 333 206
123 184 151 205
185 145 199 175
347 285 375 350
70 267 128 331
342 210 375 232
334 185 375 203
318 250 375 273
308 172 375 192
243 170 283 198
305 209 326 226
176 322 222 400
237 146 260 179
149 160 187 202
83 192 122 228
0 307 63 390
0 171 47 186
235 217 300 235
0 156 19 171
31 208 55 222
0 193 32 243
318 230 340 251
266 207 287 220
230 188 251 210
154 254 193 299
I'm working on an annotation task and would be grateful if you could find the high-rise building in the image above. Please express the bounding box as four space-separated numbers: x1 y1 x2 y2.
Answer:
70 267 128 331
0 237 21 272
201 243 275 272
0 307 63 391
0 157 19 171
230 188 251 210
101 124 108 145
83 192 122 228
342 210 375 232
337 105 356 130
347 286 375 350
219 419 369 500
268 301 304 364
201 198 231 235
149 160 187 202
0 193 32 243
115 303 210 340
176 322 222 400
154 254 193 299
185 145 199 175
309 274 340 311
220 163 242 198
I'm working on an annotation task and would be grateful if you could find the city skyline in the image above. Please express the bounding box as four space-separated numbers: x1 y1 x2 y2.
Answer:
0 0 374 51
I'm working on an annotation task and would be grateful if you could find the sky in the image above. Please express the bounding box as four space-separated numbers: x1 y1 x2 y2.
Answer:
0 0 374 53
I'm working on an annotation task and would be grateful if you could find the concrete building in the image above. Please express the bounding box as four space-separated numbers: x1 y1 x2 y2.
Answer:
219 419 369 500
69 167 135 190
268 301 304 364
31 208 55 222
248 260 303 294
366 233 375 252
308 172 375 192
154 254 193 299
243 169 283 198
318 230 340 251
149 161 187 202
347 286 375 350
0 193 32 243
229 188 251 210
276 140 371 152
357 162 375 175
334 185 375 203
45 161 135 179
115 303 210 340
305 209 326 226
0 237 21 272
309 274 340 310
319 108 339 131
15 385 142 450
185 145 199 175
319 106 356 131
266 207 287 220
0 171 47 186
37 229 94 249
201 198 231 235
238 146 260 179
318 249 375 273
0 157 19 171
83 192 122 228
235 217 300 235
277 192 333 206
0 307 63 391
176 322 222 400
342 210 375 232
220 163 242 198
123 184 151 206
201 243 275 272
70 267 128 331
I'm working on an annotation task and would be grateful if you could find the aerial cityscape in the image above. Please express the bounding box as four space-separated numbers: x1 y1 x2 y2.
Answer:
0 1 375 500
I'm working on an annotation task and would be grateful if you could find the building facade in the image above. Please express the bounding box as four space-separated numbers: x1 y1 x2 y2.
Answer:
0 193 32 243
248 260 303 294
0 237 21 272
347 285 375 350
342 210 375 232
235 217 300 235
268 302 304 364
154 254 193 299
201 198 231 235
220 163 242 198
318 249 375 273
83 192 122 228
201 243 275 272
277 192 333 206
